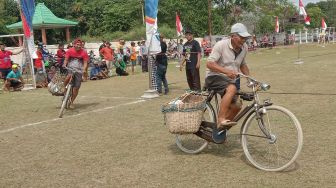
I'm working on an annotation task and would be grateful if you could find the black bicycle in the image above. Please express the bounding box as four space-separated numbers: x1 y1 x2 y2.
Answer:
175 74 303 171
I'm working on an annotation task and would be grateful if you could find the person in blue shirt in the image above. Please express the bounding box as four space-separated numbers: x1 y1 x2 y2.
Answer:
4 64 24 91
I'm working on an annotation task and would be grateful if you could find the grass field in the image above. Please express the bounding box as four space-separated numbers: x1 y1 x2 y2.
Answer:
1 43 336 187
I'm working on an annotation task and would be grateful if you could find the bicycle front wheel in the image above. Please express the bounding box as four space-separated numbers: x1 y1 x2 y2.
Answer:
58 85 72 118
241 105 303 171
175 102 215 154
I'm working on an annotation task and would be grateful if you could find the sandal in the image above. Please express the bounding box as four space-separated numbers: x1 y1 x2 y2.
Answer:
218 120 237 130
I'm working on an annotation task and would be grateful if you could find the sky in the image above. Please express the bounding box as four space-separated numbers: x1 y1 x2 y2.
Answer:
291 0 324 6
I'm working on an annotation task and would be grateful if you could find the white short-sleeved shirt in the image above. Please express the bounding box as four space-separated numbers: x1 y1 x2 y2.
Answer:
206 37 248 78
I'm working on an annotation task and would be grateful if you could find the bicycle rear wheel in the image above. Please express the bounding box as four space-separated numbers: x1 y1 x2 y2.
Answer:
241 105 303 171
58 85 72 118
175 102 215 154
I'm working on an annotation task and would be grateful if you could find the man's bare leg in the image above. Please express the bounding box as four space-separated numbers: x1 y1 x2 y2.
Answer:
217 84 237 128
71 88 79 104
226 102 242 121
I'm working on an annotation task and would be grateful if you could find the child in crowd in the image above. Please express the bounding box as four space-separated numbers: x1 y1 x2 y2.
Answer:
130 42 137 74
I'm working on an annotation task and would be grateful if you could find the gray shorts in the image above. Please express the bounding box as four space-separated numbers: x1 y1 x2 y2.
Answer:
204 74 240 104
69 72 83 88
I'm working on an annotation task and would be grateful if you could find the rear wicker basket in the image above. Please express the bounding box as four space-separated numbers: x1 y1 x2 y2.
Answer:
162 93 206 134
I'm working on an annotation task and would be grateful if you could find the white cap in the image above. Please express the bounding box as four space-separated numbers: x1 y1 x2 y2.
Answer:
230 23 251 38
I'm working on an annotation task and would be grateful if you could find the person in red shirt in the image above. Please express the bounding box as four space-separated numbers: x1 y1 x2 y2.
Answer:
56 43 66 73
34 46 44 72
0 41 23 80
63 38 89 108
99 41 114 70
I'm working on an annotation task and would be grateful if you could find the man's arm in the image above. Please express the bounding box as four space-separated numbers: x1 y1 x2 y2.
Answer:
83 59 88 72
12 48 23 55
240 63 249 76
196 52 201 69
195 41 201 69
19 76 25 84
179 56 186 71
63 57 68 67
206 61 237 79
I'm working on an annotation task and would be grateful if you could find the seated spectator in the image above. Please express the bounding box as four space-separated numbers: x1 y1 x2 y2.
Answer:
114 53 129 76
99 60 109 78
47 66 57 82
4 64 24 91
90 62 101 80
35 69 48 88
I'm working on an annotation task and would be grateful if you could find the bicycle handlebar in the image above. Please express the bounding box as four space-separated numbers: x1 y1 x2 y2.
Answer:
238 73 271 91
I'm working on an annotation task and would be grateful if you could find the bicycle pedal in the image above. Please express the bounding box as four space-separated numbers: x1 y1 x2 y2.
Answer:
212 128 227 144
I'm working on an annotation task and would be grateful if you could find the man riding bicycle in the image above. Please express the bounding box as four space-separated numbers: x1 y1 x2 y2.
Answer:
62 38 89 109
205 23 251 130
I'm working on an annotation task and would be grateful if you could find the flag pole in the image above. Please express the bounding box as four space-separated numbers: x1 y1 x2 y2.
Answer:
17 0 37 88
295 11 303 64
141 0 159 99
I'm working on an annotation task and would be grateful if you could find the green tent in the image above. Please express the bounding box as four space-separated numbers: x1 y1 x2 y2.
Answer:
6 3 78 44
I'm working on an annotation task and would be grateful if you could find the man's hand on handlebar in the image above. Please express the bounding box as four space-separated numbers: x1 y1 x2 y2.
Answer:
225 70 238 79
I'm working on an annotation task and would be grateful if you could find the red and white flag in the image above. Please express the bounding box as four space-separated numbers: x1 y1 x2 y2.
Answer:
176 13 183 37
299 0 310 25
321 18 327 30
275 16 279 33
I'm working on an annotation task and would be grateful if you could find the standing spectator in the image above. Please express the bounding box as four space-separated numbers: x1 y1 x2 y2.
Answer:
56 43 66 73
272 35 276 47
139 40 148 72
252 35 258 50
99 40 106 55
0 41 23 81
4 64 24 91
180 29 202 91
130 42 137 74
136 41 141 65
66 43 73 49
176 39 184 68
99 41 114 70
34 45 44 73
156 35 169 95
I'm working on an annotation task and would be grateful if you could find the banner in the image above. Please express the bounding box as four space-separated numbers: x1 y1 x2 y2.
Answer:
321 18 327 30
299 0 310 25
19 0 37 58
176 13 183 37
145 0 161 54
275 16 279 33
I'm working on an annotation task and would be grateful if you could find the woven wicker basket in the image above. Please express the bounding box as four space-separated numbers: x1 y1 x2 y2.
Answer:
48 72 66 96
162 93 206 134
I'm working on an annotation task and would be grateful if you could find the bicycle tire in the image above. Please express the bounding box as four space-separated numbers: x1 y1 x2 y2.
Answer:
241 105 303 171
58 84 72 118
175 102 215 154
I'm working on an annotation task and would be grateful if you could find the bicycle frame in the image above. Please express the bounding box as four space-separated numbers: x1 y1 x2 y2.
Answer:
202 74 274 140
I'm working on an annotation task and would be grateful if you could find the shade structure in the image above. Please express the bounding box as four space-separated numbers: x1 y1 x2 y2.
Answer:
6 3 78 44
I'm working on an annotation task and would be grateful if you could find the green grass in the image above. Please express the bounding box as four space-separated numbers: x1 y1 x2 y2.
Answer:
0 43 336 187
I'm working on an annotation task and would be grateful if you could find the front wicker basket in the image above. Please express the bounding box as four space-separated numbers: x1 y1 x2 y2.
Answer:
48 72 66 96
162 93 206 134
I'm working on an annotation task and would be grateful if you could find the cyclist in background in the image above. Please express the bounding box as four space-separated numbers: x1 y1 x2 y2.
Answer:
62 38 89 109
